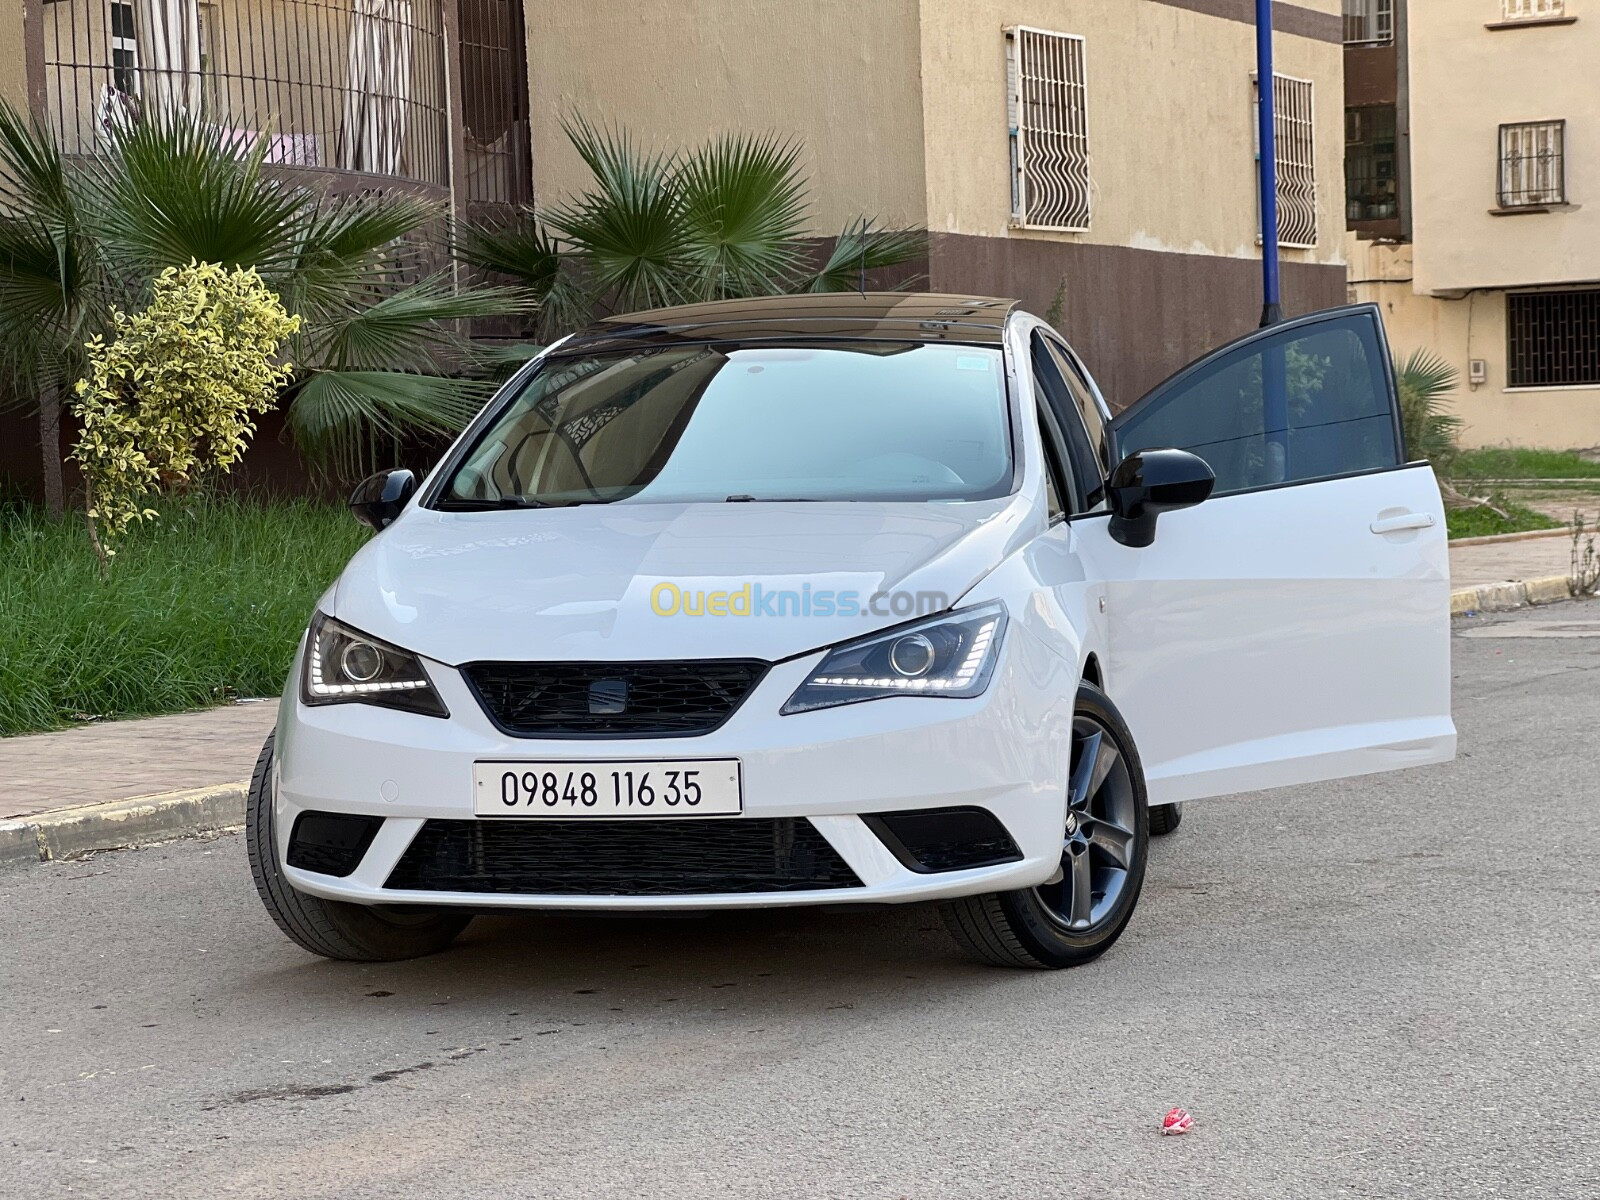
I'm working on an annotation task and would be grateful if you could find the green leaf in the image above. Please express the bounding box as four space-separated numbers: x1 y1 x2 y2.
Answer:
542 115 693 313
313 276 532 372
83 113 304 276
1394 348 1462 469
676 133 808 300
287 369 492 477
805 219 928 293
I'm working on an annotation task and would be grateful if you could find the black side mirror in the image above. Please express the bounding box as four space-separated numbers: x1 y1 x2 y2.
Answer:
349 468 417 531
1106 449 1215 548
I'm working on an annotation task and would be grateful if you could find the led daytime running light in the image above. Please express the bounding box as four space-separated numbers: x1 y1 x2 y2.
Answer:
811 618 998 690
306 643 429 696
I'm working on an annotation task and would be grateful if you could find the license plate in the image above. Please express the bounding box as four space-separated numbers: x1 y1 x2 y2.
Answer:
473 759 742 818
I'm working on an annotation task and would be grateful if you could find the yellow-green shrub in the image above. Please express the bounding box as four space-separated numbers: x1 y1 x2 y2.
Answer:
70 262 300 563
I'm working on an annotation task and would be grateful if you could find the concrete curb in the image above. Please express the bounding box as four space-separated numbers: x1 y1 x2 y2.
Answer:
1451 575 1577 617
1450 527 1573 548
0 782 246 868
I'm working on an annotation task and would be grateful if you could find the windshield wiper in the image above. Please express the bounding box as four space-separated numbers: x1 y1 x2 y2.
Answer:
436 497 597 511
724 495 818 503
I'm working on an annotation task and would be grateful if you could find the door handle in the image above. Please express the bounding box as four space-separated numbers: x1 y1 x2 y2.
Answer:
1370 512 1435 535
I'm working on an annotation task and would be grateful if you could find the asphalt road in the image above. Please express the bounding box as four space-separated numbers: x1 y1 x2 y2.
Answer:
4 604 1598 1199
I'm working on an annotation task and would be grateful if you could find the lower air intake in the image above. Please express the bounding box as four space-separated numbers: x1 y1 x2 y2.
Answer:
286 811 384 878
385 818 862 896
861 806 1022 873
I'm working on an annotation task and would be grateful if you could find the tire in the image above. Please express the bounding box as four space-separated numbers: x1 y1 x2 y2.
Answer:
1149 802 1183 837
941 681 1149 969
246 732 471 962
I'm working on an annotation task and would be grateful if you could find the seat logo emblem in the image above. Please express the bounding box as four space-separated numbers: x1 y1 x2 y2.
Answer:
588 679 628 715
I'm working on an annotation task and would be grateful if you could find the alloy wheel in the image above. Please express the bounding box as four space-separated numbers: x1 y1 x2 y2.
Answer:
1034 713 1138 932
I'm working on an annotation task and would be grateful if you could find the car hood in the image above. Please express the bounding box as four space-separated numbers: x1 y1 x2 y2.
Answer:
330 499 1031 664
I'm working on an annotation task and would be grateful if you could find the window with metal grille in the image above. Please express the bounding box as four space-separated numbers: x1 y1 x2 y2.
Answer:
1006 27 1091 232
109 1 137 95
1256 74 1318 248
1498 120 1566 207
1345 104 1399 224
1342 0 1394 45
1507 290 1600 388
1502 0 1565 20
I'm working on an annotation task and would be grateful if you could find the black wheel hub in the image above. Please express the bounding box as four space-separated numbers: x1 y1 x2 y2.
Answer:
1034 714 1138 933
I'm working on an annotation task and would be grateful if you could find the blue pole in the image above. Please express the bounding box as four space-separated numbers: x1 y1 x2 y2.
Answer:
1256 0 1283 327
1256 0 1288 479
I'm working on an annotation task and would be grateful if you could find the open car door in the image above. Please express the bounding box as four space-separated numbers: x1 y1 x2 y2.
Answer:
1069 305 1455 804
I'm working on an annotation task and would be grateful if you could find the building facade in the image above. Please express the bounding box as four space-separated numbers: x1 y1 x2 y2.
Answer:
18 0 534 218
525 0 1347 410
1345 0 1600 449
5 0 1348 492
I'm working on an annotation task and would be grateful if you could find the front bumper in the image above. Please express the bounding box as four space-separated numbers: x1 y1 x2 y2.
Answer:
274 633 1077 910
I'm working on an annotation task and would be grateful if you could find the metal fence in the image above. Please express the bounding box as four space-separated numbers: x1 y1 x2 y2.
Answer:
31 0 530 208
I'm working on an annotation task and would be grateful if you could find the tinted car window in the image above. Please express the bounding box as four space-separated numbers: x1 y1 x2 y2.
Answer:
438 342 1013 506
1112 311 1400 496
1029 336 1100 512
1043 339 1109 485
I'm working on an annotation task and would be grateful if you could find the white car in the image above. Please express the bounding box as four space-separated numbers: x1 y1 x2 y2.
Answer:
248 294 1455 968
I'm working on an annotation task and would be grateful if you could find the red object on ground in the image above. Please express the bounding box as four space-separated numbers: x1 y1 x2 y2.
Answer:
1160 1107 1194 1135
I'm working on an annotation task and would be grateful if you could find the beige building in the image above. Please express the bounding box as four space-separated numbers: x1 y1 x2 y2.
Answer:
526 0 1348 408
1345 0 1600 449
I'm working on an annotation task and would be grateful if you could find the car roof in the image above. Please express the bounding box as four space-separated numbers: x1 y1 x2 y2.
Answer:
556 292 1021 354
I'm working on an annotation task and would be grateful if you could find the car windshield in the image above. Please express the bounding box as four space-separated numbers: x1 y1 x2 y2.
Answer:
434 341 1013 507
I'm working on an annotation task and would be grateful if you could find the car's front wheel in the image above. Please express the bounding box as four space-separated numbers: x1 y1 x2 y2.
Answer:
245 733 472 962
941 682 1148 969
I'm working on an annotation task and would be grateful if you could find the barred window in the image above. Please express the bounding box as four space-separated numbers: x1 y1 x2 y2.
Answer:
1499 121 1566 207
1507 290 1600 388
1502 0 1564 20
1006 27 1091 232
1345 104 1399 224
1342 0 1394 45
1259 74 1318 248
109 1 137 96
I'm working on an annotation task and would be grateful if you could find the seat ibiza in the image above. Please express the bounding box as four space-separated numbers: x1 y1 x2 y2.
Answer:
248 294 1455 968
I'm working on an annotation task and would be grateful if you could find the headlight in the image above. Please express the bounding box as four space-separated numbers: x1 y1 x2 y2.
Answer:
781 601 1007 714
300 613 449 718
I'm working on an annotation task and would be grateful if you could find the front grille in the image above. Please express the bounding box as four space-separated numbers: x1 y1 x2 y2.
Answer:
385 818 863 895
461 659 768 737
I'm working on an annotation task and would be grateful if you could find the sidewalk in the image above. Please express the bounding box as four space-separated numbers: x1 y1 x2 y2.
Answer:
0 703 276 865
1448 529 1575 590
0 531 1586 865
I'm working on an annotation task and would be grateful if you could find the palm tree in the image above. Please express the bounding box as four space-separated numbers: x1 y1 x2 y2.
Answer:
1394 348 1462 471
0 103 523 502
457 117 925 343
0 104 105 517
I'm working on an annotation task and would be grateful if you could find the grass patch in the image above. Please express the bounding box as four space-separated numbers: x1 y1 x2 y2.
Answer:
1446 498 1563 541
1452 448 1600 481
0 496 367 737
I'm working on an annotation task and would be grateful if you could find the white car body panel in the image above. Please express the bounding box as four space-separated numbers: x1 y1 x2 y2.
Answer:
1066 465 1455 803
330 497 1031 664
